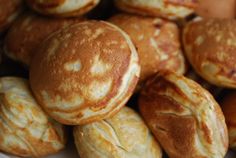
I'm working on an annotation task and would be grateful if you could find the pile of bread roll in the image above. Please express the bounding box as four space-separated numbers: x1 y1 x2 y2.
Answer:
1 0 236 158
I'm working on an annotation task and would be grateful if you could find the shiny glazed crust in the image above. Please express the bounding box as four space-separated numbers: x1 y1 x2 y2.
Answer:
30 21 140 125
109 14 186 86
115 0 196 20
221 92 236 150
183 19 236 88
73 106 162 158
0 0 22 33
4 12 85 66
185 69 223 98
26 0 100 17
0 77 66 157
139 71 228 158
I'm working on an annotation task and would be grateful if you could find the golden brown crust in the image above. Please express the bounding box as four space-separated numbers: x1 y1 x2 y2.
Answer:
27 0 65 8
115 0 235 20
73 106 162 158
4 12 85 66
165 0 197 7
115 0 196 20
139 71 228 158
30 20 140 125
109 14 186 87
185 69 223 98
48 0 99 18
183 19 236 88
195 0 235 19
221 92 236 150
26 0 100 17
0 77 66 157
0 0 23 33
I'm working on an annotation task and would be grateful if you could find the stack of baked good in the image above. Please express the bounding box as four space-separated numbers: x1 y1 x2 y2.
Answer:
0 0 236 158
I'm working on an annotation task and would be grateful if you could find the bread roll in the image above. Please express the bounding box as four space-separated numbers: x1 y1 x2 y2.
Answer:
115 0 196 20
0 77 66 157
26 0 100 17
183 19 236 88
115 0 235 20
139 71 228 158
4 12 84 66
109 14 186 87
0 0 23 33
185 69 223 98
73 106 162 158
221 92 236 150
30 21 140 125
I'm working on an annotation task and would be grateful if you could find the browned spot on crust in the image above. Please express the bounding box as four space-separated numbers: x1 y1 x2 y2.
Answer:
201 122 212 144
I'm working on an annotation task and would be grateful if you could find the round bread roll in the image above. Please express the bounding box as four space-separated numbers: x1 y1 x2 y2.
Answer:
26 0 100 17
109 14 186 87
139 71 228 158
115 0 196 20
4 12 85 66
0 77 66 157
196 0 235 19
183 19 236 88
221 92 236 150
30 20 140 125
73 106 162 158
0 0 23 33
